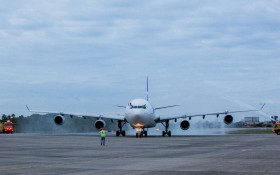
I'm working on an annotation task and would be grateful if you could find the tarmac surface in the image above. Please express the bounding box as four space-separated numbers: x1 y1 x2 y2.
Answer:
0 134 279 175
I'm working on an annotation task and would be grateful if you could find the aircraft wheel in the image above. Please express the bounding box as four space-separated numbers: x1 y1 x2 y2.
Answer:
116 130 120 136
277 131 280 135
162 131 166 136
167 131 171 136
136 133 139 138
140 133 143 138
121 131 126 136
144 131 147 137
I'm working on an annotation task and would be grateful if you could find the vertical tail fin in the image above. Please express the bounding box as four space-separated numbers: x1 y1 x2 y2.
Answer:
146 76 149 101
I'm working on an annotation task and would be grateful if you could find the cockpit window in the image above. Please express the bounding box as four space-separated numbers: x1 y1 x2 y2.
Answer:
130 104 146 109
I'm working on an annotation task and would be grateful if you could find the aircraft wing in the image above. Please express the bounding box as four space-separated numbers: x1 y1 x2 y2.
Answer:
157 104 266 122
155 105 180 110
26 105 125 121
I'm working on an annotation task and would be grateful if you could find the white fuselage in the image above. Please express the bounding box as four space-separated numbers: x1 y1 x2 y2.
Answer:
125 99 157 128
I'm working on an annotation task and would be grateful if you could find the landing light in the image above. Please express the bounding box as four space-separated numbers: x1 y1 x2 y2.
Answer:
134 123 144 127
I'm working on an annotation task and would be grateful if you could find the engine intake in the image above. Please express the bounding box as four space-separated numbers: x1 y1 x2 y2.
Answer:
180 120 190 130
95 120 106 130
54 115 64 125
224 115 233 125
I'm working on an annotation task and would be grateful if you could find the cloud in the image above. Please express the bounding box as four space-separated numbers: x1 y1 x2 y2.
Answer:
0 0 279 118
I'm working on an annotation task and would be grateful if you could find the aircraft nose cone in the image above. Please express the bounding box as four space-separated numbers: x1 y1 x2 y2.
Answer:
128 114 145 125
134 115 141 120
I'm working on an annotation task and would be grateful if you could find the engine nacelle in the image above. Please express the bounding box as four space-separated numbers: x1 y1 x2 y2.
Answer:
224 115 233 125
95 119 106 130
180 120 190 130
54 115 65 125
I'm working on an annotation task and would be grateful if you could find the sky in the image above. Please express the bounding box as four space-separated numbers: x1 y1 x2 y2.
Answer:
0 0 279 120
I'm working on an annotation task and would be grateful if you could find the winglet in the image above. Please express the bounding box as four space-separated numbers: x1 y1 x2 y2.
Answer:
26 105 31 112
260 103 266 110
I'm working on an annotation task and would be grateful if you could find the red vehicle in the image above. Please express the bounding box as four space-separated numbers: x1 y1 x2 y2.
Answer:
4 120 14 134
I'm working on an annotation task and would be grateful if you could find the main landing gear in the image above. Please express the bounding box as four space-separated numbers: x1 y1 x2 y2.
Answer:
116 120 126 136
161 120 171 136
136 129 148 138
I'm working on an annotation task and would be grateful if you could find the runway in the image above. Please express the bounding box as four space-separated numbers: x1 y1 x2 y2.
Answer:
0 134 279 175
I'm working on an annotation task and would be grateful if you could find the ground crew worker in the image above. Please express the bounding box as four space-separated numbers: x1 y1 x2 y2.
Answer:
99 128 106 146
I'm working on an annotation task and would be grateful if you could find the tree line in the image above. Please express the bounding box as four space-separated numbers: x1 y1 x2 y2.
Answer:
1 114 24 123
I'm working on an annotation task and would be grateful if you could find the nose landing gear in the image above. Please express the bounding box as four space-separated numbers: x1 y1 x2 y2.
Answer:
136 132 142 138
136 128 148 138
144 130 148 137
116 120 126 136
161 120 171 136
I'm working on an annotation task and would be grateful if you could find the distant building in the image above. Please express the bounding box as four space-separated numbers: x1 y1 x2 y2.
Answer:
244 117 259 123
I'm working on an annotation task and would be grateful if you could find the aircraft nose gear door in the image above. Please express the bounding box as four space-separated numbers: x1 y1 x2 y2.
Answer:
161 120 171 136
116 120 126 136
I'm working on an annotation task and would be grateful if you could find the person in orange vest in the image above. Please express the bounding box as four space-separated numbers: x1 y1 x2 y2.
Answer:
99 128 106 146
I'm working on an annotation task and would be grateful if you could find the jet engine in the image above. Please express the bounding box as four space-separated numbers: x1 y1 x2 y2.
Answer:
54 115 65 125
224 115 233 125
180 120 190 130
95 119 106 130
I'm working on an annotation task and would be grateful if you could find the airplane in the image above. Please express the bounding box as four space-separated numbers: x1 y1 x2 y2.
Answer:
26 77 266 138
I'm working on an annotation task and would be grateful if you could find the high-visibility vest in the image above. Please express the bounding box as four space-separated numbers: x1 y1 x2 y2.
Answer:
101 130 106 137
